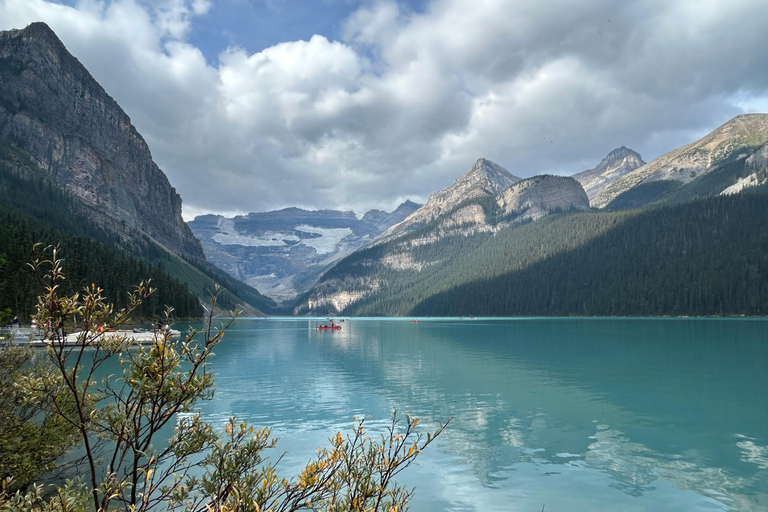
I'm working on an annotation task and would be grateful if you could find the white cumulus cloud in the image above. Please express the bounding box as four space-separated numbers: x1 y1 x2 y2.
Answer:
1 0 767 219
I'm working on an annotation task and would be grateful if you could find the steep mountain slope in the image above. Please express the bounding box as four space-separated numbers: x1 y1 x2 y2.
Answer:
298 173 589 314
0 142 203 320
189 202 420 302
379 158 520 240
0 22 203 261
573 147 645 203
592 114 768 209
0 23 275 315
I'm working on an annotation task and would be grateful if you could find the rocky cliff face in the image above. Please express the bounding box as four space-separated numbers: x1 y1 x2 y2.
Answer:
405 175 590 243
721 140 768 195
573 147 645 204
0 23 204 261
745 141 768 176
380 158 520 240
592 114 768 208
497 175 589 220
189 202 420 302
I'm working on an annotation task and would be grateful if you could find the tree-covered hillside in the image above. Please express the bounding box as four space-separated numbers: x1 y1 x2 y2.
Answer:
412 192 768 316
0 137 275 319
304 189 768 317
0 207 202 321
0 161 202 320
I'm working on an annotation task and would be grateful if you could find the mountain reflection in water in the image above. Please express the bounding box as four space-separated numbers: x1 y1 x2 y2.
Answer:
179 318 767 511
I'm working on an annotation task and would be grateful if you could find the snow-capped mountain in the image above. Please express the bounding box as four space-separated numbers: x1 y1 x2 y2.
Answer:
189 202 420 302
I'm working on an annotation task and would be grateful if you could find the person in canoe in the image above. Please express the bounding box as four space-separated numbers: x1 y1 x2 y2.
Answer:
318 319 340 330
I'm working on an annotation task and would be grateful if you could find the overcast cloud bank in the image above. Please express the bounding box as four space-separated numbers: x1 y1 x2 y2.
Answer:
1 0 766 219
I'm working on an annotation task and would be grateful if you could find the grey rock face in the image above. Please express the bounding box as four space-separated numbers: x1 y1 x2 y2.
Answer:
497 175 590 221
573 147 645 203
0 23 204 261
380 158 521 239
189 203 420 302
721 140 768 195
745 141 768 177
592 114 768 208
361 200 421 233
397 175 590 244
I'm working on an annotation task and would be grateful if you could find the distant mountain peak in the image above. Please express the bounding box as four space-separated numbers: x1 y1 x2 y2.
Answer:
461 158 520 188
16 22 59 44
598 147 643 168
390 200 421 215
592 113 768 208
378 159 520 240
574 147 645 203
441 158 520 197
470 157 499 171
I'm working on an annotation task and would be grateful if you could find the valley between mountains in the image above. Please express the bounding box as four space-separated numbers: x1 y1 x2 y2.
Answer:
2 22 768 319
191 114 768 317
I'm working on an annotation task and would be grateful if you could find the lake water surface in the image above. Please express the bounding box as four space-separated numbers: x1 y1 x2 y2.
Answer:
190 318 767 511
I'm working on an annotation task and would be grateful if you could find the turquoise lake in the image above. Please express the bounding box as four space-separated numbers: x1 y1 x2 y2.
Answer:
186 318 767 511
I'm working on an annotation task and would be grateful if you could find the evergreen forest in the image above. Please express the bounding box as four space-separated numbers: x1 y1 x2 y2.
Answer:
0 136 243 321
0 136 279 319
312 189 768 317
0 174 202 321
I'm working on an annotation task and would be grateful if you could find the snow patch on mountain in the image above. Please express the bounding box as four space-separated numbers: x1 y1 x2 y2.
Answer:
189 203 420 302
213 218 299 247
295 225 353 254
720 173 765 195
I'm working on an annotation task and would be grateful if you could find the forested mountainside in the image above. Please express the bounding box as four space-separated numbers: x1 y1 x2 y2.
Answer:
297 118 768 318
0 23 276 315
411 191 768 317
0 137 276 316
296 173 591 315
0 142 201 320
189 201 420 303
301 191 768 317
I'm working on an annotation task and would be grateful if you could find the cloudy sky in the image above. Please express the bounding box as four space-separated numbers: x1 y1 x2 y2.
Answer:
1 0 767 219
